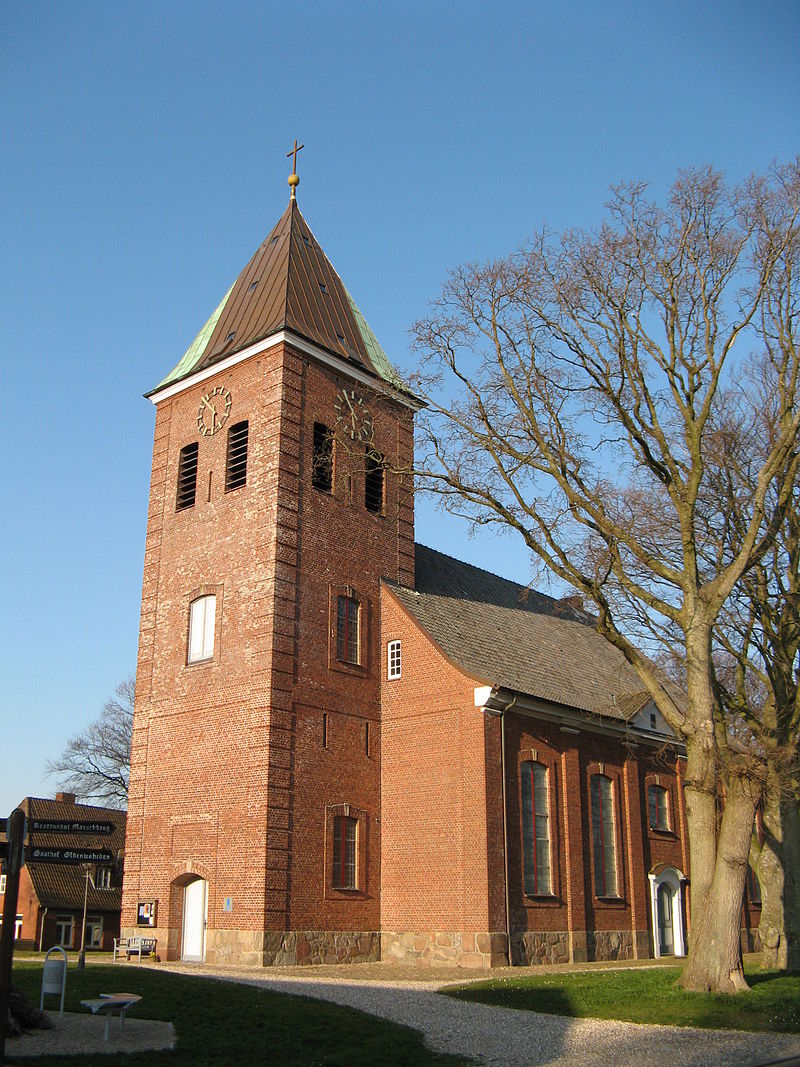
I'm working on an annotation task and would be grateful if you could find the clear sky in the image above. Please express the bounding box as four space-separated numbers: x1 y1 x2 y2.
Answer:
1 0 798 816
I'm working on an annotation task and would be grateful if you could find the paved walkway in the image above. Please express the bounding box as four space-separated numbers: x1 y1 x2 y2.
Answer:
160 962 800 1067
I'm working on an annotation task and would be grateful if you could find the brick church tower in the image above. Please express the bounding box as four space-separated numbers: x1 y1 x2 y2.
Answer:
121 168 416 964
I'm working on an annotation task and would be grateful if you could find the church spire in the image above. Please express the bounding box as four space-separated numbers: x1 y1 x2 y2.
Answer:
286 138 304 201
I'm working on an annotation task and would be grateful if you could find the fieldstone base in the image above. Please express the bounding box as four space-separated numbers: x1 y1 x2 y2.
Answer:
381 930 508 967
586 929 635 961
511 930 571 965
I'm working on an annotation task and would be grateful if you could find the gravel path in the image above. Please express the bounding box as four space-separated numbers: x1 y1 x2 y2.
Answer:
162 963 800 1067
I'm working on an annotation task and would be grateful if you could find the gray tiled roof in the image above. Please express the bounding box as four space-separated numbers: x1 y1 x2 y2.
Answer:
387 545 652 721
18 797 126 912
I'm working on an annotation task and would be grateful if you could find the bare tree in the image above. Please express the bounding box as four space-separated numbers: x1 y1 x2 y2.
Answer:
410 163 800 992
47 676 134 808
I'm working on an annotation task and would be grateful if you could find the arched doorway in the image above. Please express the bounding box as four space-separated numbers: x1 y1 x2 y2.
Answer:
648 866 686 958
181 877 208 962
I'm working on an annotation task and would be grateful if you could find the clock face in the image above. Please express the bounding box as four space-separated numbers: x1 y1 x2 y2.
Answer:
197 386 232 437
333 387 374 442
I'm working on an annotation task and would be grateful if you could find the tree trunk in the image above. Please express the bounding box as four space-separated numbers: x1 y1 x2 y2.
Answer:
756 769 800 971
681 770 758 992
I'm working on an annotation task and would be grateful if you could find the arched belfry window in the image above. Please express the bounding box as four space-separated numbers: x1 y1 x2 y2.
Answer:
521 761 551 895
225 421 249 492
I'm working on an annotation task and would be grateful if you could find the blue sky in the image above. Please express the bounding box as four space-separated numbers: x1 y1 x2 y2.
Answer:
1 0 798 815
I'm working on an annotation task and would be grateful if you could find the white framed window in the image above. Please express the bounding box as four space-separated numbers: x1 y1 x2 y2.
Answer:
188 594 216 663
387 640 401 679
92 866 112 890
0 874 6 894
55 914 74 947
85 915 103 947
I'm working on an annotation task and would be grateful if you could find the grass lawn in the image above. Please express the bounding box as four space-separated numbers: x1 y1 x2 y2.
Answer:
441 964 800 1033
8 960 470 1067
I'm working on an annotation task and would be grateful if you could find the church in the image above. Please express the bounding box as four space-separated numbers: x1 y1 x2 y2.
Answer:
121 160 758 967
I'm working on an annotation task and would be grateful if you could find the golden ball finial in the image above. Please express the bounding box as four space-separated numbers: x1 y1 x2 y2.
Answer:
288 172 300 200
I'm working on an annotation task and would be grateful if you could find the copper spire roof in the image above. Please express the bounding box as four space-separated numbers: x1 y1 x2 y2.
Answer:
150 199 402 395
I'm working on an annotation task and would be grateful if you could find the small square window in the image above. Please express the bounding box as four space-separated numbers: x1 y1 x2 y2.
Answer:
387 640 401 679
93 867 112 890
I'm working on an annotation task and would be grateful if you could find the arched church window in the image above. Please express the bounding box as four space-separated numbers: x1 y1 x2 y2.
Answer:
188 595 216 663
521 761 551 895
590 773 618 897
648 784 670 830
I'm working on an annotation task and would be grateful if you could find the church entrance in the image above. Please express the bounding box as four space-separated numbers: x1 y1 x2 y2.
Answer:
181 877 207 962
657 882 674 954
648 866 686 958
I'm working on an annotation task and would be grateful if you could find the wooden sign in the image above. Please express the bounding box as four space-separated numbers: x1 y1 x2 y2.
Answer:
29 847 113 865
30 819 115 835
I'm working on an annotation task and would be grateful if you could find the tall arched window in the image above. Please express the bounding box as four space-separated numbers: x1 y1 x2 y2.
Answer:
590 774 618 897
188 595 216 663
521 761 551 895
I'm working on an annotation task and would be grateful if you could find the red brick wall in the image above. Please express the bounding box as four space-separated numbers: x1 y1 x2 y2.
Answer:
123 340 414 962
380 590 490 929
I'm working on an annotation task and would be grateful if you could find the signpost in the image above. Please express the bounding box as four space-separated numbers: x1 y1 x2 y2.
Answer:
0 808 25 1064
0 809 119 1057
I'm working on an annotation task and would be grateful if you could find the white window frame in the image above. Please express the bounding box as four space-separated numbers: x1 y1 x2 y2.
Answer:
0 874 6 894
387 640 401 679
55 914 74 947
85 914 103 948
93 866 112 890
188 594 216 663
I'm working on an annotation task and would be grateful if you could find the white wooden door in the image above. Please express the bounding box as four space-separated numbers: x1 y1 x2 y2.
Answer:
181 878 207 962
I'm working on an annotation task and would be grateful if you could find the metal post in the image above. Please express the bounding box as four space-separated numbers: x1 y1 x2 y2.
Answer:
0 808 26 1065
77 864 90 969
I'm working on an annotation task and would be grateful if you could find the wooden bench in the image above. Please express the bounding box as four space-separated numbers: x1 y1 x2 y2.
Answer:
113 937 157 962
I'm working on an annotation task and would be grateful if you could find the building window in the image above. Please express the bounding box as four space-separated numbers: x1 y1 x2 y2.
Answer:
332 815 357 889
521 761 551 895
55 914 74 947
747 866 762 905
648 784 670 831
188 594 216 663
176 443 199 511
337 595 360 664
590 774 618 897
0 874 6 895
364 449 384 514
312 422 333 492
387 640 401 679
225 420 249 491
85 915 103 948
93 866 112 890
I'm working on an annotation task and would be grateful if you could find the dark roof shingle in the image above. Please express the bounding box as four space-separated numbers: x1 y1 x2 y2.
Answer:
386 545 652 721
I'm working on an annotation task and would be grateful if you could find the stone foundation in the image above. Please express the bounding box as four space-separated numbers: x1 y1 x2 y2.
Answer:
511 930 571 965
127 928 380 967
586 929 635 961
381 930 509 967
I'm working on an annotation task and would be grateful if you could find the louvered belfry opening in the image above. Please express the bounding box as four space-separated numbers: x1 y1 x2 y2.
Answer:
312 422 333 492
365 448 384 514
225 420 249 492
176 443 199 511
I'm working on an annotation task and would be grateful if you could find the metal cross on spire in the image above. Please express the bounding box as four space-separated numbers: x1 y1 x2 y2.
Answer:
287 139 304 200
